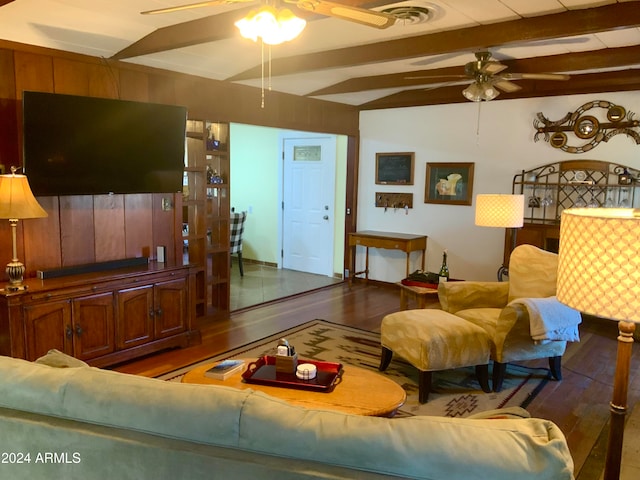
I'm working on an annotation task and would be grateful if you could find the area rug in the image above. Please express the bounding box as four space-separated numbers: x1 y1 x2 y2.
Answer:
159 319 551 418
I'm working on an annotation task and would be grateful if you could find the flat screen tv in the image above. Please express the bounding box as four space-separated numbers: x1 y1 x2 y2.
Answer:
23 91 187 196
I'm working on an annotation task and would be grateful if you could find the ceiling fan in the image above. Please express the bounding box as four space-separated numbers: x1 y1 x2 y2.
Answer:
408 51 571 102
141 0 398 30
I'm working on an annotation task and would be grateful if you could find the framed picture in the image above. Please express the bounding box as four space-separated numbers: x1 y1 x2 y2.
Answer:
375 152 414 185
424 162 475 205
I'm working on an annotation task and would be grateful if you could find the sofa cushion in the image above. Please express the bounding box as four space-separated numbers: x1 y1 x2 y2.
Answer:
0 355 248 448
239 390 574 480
35 349 89 368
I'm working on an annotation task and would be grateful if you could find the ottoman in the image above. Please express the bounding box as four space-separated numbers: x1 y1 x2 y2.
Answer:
379 309 491 403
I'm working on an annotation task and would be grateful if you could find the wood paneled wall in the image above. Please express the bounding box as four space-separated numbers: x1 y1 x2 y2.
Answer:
0 40 359 279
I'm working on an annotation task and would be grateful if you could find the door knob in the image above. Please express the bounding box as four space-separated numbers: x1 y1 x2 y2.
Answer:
323 215 329 220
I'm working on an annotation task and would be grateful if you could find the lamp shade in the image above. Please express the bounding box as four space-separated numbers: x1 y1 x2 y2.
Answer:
557 208 640 322
475 194 524 228
0 173 48 219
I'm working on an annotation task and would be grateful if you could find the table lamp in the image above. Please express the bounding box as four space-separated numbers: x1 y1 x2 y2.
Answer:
557 208 640 480
0 167 48 291
475 194 524 280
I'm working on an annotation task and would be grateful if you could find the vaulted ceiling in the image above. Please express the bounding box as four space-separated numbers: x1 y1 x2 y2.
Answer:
1 0 639 109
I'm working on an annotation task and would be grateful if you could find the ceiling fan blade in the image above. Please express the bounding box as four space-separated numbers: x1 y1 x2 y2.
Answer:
493 79 521 93
502 72 570 81
292 0 397 29
481 61 508 75
424 79 473 91
141 0 249 15
405 74 467 80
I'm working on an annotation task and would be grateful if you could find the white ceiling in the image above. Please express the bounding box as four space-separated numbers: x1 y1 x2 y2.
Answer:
0 0 639 107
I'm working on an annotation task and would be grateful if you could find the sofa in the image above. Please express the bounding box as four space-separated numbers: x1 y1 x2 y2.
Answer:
0 351 575 480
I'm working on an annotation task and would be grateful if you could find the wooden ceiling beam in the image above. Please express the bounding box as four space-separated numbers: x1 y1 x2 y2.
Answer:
309 45 640 96
358 69 640 110
111 0 390 60
112 8 253 60
228 2 640 81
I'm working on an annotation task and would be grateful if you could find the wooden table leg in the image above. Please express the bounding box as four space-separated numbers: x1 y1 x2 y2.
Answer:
405 252 410 279
349 245 354 287
364 246 369 282
400 288 408 310
417 294 427 309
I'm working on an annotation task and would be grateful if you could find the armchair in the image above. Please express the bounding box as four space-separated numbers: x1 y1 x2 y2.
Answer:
438 244 579 391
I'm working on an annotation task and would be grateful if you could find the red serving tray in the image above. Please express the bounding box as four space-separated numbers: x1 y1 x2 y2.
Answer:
241 356 343 393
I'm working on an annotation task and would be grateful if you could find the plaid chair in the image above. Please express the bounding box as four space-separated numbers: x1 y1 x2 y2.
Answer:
230 211 247 276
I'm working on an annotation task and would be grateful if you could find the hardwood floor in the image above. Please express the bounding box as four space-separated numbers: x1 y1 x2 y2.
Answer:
114 281 640 478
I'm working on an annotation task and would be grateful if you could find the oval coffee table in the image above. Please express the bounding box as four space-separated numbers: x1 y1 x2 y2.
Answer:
182 358 406 417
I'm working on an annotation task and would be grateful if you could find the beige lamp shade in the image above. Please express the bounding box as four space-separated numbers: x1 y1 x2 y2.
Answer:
557 208 640 322
0 173 48 220
475 194 524 228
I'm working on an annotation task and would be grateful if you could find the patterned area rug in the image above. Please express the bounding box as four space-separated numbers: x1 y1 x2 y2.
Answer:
159 319 551 418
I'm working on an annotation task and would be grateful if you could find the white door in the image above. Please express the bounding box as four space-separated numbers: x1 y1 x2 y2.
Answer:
282 136 336 276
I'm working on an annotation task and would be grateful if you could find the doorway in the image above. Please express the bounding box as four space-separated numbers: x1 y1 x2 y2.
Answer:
229 125 346 311
281 136 336 276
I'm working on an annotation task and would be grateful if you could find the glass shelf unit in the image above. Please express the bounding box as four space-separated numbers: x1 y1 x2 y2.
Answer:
183 119 231 319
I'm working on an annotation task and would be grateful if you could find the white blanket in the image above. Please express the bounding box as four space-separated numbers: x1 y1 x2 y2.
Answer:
508 296 581 343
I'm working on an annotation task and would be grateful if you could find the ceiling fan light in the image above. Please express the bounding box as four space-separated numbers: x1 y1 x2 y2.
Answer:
462 83 483 102
235 6 306 45
275 8 306 43
480 82 499 100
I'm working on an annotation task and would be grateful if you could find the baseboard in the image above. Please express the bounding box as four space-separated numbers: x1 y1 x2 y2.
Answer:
242 258 278 268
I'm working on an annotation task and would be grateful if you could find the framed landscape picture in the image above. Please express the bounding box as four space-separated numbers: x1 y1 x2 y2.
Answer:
425 162 475 205
375 152 414 185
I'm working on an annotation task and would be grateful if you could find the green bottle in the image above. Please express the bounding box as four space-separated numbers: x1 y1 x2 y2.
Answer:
438 250 449 283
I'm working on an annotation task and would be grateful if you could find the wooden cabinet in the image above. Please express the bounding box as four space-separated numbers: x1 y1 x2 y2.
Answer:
23 292 115 362
183 119 231 318
116 285 154 350
23 299 72 361
506 159 640 263
0 264 201 367
72 292 115 360
116 277 188 349
152 277 188 339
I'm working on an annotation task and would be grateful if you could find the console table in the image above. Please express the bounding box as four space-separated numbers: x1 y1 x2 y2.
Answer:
348 231 427 285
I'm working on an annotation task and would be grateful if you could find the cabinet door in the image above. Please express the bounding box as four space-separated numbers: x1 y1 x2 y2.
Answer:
23 300 72 361
71 292 115 361
116 285 154 349
154 278 187 339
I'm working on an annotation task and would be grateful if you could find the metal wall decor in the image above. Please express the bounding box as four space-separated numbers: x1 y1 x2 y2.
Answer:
533 100 640 153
